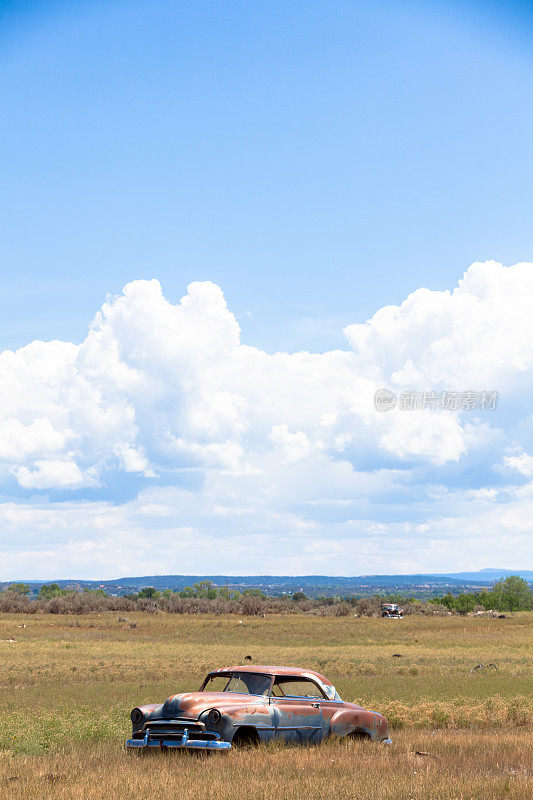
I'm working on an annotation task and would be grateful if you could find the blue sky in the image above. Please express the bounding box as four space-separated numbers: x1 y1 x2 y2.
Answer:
2 0 533 352
1 1 533 578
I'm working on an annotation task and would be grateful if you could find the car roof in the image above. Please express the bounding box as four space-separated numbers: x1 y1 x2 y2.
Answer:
208 665 334 686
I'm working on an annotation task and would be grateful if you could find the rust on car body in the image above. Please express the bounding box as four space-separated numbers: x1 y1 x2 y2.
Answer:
126 665 391 751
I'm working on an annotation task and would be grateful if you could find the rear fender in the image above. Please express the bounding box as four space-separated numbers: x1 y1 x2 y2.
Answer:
329 709 379 740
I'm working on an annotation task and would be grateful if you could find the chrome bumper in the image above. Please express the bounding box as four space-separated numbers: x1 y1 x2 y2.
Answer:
126 728 231 751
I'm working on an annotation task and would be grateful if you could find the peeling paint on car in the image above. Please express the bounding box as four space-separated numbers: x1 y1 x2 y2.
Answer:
125 665 390 752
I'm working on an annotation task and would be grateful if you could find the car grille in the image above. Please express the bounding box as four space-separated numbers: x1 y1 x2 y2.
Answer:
132 719 219 742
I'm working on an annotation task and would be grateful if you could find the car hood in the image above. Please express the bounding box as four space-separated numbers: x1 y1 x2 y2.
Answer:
153 692 267 720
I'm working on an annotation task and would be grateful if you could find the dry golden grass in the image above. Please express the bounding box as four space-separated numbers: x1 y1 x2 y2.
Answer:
0 611 531 798
0 731 531 800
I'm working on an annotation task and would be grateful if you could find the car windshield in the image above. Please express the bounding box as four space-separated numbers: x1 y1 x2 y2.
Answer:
202 672 272 696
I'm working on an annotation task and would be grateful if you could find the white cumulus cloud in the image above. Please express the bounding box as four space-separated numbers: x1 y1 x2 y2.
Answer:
0 260 532 577
12 460 97 490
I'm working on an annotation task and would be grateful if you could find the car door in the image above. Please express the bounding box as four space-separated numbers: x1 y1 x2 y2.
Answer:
270 677 324 743
316 698 345 737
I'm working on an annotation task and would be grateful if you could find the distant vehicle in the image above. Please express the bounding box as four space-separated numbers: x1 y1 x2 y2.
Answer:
126 665 391 751
381 603 404 618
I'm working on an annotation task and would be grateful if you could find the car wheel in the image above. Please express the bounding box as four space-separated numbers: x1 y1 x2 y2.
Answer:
232 727 260 748
346 731 372 742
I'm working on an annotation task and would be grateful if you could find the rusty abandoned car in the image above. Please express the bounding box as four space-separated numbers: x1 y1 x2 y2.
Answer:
126 665 391 751
381 603 404 618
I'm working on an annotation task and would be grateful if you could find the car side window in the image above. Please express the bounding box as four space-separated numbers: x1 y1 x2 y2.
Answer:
202 672 271 695
271 677 326 699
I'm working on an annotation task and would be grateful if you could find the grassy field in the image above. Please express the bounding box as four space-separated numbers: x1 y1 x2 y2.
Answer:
0 612 531 799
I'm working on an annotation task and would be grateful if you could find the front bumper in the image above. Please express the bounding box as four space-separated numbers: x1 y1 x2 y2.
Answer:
126 729 231 751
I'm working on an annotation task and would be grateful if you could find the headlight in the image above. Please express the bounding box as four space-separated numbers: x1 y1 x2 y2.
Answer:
131 708 144 725
207 708 221 725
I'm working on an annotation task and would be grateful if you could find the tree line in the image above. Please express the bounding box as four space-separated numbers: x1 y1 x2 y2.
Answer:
1 575 531 615
427 575 533 612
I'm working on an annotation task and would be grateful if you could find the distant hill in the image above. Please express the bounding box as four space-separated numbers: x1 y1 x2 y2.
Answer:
442 569 533 581
6 569 531 597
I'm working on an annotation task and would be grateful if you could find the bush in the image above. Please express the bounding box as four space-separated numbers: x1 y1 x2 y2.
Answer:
136 598 160 613
292 592 307 602
355 596 382 617
0 590 37 613
428 603 450 615
239 596 267 616
330 602 352 617
43 597 69 614
404 601 436 615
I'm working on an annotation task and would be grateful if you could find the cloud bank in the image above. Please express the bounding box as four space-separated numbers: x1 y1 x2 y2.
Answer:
1 261 532 578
